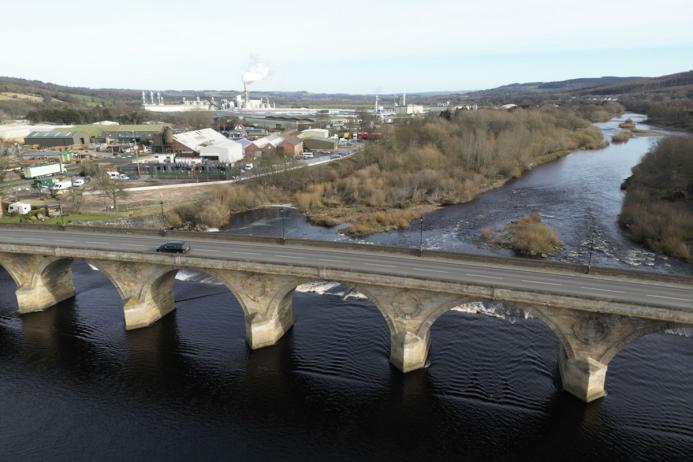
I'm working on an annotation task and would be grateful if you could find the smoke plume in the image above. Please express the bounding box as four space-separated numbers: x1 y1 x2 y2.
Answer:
242 62 270 85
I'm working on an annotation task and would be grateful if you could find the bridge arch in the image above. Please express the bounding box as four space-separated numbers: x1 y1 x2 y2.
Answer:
0 253 75 313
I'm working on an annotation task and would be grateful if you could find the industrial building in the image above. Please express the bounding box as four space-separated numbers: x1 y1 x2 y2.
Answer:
24 129 90 148
172 128 243 164
23 124 170 151
280 136 304 156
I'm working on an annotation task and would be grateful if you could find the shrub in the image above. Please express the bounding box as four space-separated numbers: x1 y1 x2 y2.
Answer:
505 212 563 257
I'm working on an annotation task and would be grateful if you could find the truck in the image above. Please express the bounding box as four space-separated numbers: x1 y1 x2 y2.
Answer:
22 163 65 179
33 176 55 188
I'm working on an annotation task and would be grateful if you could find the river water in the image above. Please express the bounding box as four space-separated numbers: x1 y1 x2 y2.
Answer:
1 114 692 461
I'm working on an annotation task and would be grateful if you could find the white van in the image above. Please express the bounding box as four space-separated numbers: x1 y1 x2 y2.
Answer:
8 202 31 215
50 180 72 191
106 171 120 179
302 152 314 159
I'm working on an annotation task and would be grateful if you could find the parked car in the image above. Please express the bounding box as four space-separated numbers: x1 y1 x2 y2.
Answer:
71 177 85 187
156 240 191 253
118 173 130 180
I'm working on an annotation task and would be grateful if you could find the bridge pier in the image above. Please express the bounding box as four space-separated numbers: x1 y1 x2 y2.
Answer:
533 306 675 402
360 285 472 373
208 270 304 349
0 253 75 313
89 260 177 330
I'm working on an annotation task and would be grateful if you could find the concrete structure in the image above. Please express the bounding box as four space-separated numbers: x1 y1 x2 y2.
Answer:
0 226 691 403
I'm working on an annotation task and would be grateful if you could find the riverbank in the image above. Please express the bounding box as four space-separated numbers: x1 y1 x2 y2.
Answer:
239 107 608 236
619 136 693 262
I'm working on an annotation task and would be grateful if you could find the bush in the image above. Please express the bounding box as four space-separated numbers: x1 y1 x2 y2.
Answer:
505 212 563 257
612 130 633 143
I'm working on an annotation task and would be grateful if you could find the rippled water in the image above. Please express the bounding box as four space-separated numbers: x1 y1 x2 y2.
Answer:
2 114 693 461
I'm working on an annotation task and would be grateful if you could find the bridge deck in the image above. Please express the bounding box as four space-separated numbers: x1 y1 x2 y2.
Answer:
0 227 691 316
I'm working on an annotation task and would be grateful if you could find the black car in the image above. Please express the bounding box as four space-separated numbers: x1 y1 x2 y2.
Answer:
156 240 191 253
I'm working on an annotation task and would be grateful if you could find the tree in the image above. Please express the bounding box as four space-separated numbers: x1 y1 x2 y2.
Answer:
94 171 128 211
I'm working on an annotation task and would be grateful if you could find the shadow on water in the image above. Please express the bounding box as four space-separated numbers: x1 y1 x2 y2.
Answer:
1 260 693 460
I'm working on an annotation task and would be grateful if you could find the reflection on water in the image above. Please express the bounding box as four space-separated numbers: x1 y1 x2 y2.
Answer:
1 262 692 461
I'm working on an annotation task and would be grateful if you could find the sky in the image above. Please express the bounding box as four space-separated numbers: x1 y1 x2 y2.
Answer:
2 0 692 93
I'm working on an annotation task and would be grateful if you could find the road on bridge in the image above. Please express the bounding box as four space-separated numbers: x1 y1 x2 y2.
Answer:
0 227 691 312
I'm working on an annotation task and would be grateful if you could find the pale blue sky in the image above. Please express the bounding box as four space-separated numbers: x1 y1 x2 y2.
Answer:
3 0 692 93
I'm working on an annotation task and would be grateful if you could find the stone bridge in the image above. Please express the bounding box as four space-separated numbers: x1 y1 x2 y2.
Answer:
0 227 692 403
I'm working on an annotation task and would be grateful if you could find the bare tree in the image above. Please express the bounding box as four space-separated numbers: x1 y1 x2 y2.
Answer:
94 171 128 211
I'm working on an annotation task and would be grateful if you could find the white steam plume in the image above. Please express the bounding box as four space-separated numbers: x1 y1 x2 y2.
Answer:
242 62 270 85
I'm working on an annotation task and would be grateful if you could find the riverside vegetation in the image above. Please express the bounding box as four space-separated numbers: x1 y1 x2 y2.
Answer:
619 136 693 262
169 106 608 235
480 212 563 257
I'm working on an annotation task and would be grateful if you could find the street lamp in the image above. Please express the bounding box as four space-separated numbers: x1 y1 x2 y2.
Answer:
280 207 286 243
57 197 63 224
418 216 424 256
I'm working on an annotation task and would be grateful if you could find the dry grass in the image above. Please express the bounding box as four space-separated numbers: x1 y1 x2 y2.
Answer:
505 212 563 257
612 130 634 143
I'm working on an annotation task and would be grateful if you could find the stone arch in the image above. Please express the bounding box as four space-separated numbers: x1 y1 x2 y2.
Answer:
202 269 307 350
86 259 177 330
526 304 677 402
356 284 476 373
0 252 75 313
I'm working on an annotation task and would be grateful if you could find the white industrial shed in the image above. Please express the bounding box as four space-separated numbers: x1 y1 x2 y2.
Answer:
173 128 243 164
199 142 243 164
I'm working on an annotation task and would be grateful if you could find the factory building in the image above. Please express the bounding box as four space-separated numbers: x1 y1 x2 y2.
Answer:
242 116 316 131
172 128 243 164
280 136 304 157
24 129 90 148
23 125 170 151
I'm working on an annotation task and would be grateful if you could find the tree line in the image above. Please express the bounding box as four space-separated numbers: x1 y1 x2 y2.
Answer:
619 136 693 261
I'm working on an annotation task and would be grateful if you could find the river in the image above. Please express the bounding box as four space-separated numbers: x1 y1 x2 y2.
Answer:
1 113 692 461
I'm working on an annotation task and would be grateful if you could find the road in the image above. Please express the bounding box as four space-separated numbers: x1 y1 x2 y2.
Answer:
0 227 691 312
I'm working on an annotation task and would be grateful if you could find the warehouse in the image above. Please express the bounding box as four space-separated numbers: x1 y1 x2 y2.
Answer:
173 128 243 164
24 129 89 148
23 124 170 151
